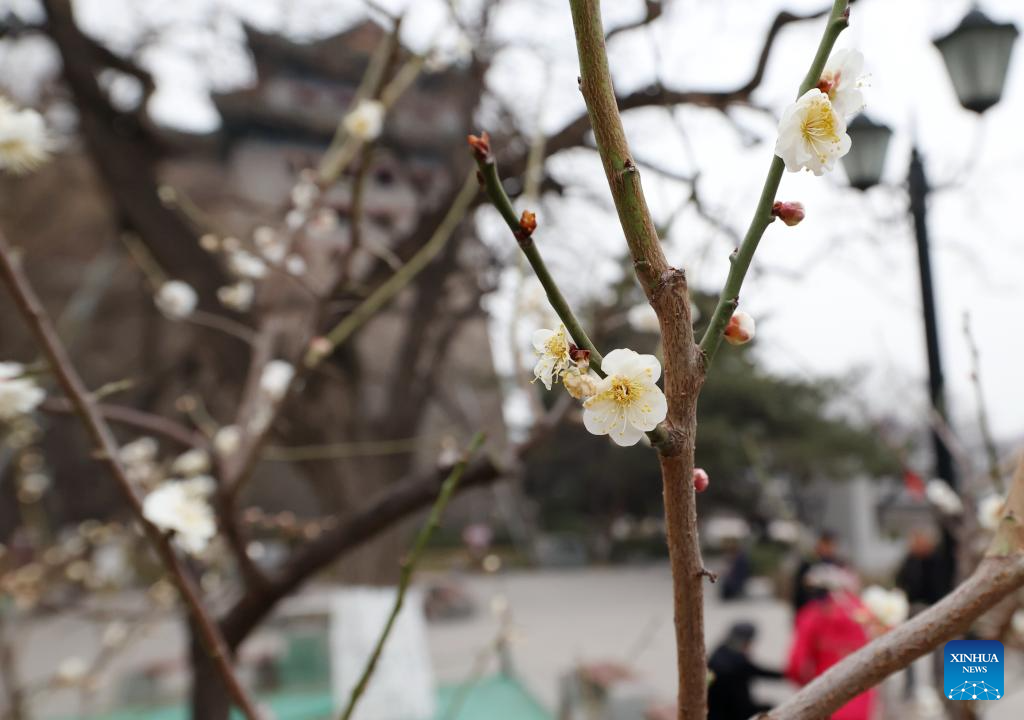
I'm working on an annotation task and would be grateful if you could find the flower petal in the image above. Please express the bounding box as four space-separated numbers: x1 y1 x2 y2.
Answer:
626 385 668 431
601 348 640 375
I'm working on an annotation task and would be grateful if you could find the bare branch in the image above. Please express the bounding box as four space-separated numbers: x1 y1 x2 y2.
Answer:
0 229 261 720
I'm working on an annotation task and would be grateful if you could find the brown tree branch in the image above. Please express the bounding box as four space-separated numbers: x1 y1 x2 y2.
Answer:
0 229 261 720
568 2 705 718
40 397 206 449
765 455 1024 720
219 454 504 644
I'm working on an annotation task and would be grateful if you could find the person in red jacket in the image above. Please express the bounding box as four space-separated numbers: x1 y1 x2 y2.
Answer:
785 564 877 720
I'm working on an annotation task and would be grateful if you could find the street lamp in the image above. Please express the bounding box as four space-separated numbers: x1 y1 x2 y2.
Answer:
841 115 892 191
842 6 1018 591
934 9 1020 114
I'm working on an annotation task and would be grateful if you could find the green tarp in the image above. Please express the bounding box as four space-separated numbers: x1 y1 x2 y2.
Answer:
72 675 552 720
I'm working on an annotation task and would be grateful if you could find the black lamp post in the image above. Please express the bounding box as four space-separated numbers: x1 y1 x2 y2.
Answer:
842 6 1017 589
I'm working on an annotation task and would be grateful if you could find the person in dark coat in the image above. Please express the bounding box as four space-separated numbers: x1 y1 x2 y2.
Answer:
895 526 948 697
791 530 841 618
707 622 783 720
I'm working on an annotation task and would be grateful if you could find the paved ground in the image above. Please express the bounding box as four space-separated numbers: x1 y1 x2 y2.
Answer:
5 565 1024 718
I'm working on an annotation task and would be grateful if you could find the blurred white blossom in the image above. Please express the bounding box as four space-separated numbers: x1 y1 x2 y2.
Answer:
926 479 963 516
142 476 217 555
1013 610 1024 638
155 280 198 319
583 349 667 447
626 303 660 333
227 249 268 279
0 362 45 421
291 181 319 211
861 585 909 627
285 254 307 276
775 89 851 175
170 448 211 477
977 494 1005 531
260 360 295 401
343 99 385 141
217 281 255 312
0 97 51 174
55 657 88 685
213 425 243 457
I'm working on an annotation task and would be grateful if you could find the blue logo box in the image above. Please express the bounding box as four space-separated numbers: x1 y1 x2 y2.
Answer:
944 640 1004 700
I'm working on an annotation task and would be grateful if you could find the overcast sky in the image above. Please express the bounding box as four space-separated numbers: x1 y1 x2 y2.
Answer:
3 0 1023 463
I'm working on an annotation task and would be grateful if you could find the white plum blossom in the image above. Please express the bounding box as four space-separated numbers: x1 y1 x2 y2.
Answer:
0 97 51 175
775 89 851 175
977 494 1005 531
582 349 668 447
155 280 198 320
531 325 573 390
213 425 243 457
724 311 756 346
260 360 295 401
0 362 45 421
819 49 866 118
343 99 385 141
926 479 964 516
170 448 211 477
861 585 909 627
217 281 255 312
227 249 268 279
142 476 217 555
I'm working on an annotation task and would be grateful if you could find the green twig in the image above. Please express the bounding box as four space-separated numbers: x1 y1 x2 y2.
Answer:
699 0 850 366
472 154 605 373
337 432 487 720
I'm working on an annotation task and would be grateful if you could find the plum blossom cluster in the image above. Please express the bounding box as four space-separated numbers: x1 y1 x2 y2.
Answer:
0 96 51 175
775 49 865 175
531 327 667 447
142 475 218 555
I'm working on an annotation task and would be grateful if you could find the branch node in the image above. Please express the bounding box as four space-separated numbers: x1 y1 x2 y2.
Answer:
698 567 719 583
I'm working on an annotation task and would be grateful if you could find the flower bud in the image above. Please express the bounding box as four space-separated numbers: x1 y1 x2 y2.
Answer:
723 311 755 346
771 201 805 227
519 210 537 236
467 132 492 161
693 468 710 493
568 344 590 368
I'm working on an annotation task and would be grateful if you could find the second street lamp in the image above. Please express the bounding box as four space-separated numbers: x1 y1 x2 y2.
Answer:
843 5 1018 593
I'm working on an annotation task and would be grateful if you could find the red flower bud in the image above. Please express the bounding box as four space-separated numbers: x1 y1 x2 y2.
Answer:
771 201 805 227
519 210 537 236
467 132 492 162
693 468 710 493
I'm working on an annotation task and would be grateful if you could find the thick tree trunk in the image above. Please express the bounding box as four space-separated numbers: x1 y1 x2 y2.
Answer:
189 622 234 720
